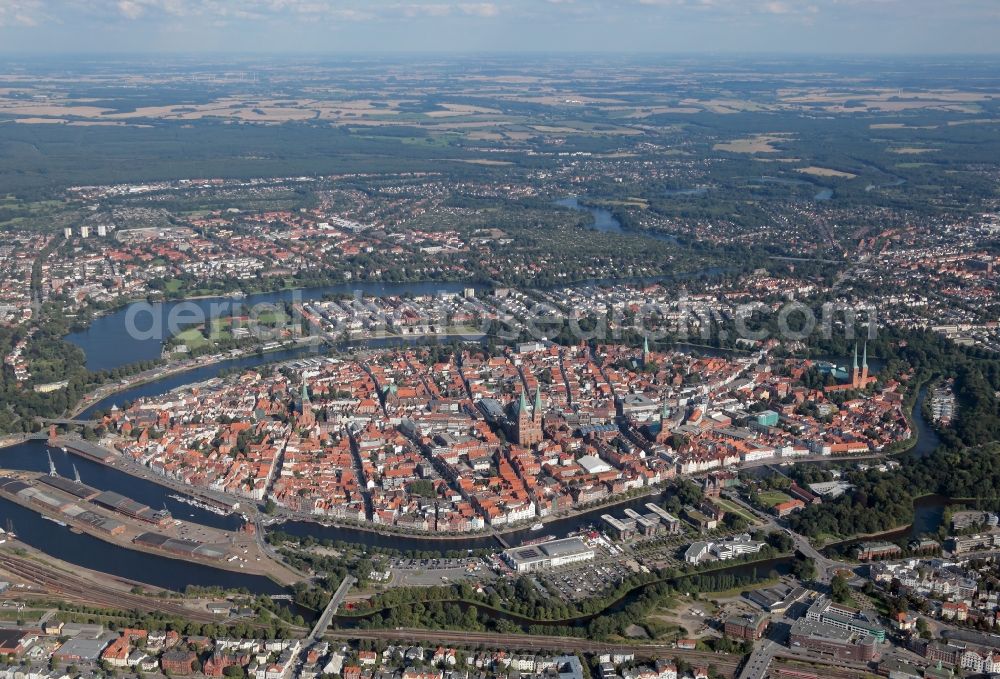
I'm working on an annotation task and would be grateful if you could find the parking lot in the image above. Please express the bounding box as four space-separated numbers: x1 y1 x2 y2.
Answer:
541 559 638 602
389 556 493 586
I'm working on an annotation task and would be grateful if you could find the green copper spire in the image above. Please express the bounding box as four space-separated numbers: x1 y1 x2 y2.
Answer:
852 342 858 371
301 381 310 403
534 384 542 417
862 341 868 369
519 388 528 414
643 336 650 358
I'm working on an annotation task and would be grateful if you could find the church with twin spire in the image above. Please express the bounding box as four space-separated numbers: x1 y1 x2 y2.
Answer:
825 341 877 393
514 385 544 447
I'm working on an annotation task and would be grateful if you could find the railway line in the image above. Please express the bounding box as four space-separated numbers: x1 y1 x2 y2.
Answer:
329 628 742 676
0 552 221 623
772 657 875 679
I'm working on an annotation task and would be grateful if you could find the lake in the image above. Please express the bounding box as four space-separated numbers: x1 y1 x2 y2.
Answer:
555 196 679 244
66 281 487 372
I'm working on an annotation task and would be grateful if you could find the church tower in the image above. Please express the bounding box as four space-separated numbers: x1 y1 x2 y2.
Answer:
861 342 869 386
297 381 315 427
516 388 542 447
851 342 861 389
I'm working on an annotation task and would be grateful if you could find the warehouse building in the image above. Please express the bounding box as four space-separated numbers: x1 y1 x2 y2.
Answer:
54 634 116 662
725 613 769 641
134 532 227 560
93 490 172 526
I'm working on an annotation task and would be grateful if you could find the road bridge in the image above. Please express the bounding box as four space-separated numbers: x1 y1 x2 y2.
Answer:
737 641 774 679
35 417 100 427
308 575 356 643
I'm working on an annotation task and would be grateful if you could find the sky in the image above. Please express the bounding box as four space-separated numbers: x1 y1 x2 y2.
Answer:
0 0 998 55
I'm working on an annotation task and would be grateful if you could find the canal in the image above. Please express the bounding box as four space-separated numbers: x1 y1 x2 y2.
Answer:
910 386 943 458
331 555 793 630
276 489 678 553
0 440 241 531
0 495 283 595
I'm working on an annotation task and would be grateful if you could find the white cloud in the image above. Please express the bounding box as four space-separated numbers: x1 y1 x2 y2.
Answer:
0 0 45 26
116 0 144 19
458 2 499 17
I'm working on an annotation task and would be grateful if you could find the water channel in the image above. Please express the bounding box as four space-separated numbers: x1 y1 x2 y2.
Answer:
0 440 288 594
66 281 489 372
331 556 794 631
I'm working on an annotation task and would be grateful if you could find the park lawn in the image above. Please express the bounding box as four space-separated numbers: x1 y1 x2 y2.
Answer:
812 531 840 547
701 575 781 599
207 323 233 342
713 498 760 525
174 327 210 350
757 490 793 508
253 311 288 325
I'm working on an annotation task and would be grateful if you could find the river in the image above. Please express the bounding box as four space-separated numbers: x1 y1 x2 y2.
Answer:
78 345 326 419
911 386 943 458
820 494 962 559
66 281 488 372
1 440 241 531
0 439 292 594
0 496 284 595
276 489 677 554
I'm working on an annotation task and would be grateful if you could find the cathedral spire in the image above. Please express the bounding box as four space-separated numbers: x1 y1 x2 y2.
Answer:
534 384 542 420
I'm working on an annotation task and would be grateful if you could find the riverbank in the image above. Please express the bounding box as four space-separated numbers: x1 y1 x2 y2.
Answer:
70 338 322 418
41 423 667 550
0 435 30 450
0 472 300 586
818 493 969 554
277 486 663 542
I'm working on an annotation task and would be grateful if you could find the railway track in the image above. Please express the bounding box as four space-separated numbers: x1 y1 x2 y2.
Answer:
329 628 742 676
772 657 875 679
0 552 220 623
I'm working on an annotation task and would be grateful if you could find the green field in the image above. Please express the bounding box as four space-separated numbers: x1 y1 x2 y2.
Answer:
713 498 760 525
757 490 793 508
174 327 210 350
